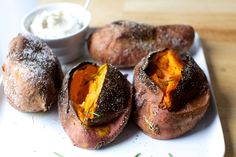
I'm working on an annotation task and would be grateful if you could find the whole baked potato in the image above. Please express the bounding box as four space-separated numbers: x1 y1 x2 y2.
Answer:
58 62 132 149
88 20 195 68
2 34 63 112
133 49 210 139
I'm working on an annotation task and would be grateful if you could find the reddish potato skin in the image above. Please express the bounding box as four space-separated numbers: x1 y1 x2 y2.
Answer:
88 20 194 68
2 34 63 112
133 51 210 139
58 63 132 149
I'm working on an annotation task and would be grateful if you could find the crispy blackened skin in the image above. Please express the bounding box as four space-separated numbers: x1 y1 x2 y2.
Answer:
143 50 208 111
89 64 130 126
88 20 195 68
68 62 130 126
169 55 208 111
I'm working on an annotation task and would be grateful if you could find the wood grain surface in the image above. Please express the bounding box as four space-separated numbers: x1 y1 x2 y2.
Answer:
39 0 236 156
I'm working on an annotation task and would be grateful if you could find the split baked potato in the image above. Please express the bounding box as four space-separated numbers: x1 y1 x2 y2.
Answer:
133 49 210 139
88 20 195 68
58 62 132 149
2 34 63 112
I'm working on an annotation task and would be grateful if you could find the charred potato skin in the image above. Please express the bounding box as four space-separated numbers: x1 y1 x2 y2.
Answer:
90 64 130 126
133 50 210 139
58 62 132 149
88 20 195 68
2 34 63 112
169 55 209 111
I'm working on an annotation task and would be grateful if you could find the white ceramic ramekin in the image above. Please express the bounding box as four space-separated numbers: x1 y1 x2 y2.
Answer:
21 3 91 64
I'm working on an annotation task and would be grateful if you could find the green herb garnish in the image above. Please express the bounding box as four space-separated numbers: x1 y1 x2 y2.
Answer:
81 122 86 129
144 117 159 133
83 117 88 123
134 153 141 157
82 111 100 126
54 152 63 157
87 111 100 117
168 153 173 157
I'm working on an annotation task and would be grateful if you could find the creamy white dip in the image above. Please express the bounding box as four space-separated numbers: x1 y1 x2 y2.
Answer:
30 10 83 39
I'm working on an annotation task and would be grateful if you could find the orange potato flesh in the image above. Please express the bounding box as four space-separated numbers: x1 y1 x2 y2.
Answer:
69 64 107 125
147 50 183 109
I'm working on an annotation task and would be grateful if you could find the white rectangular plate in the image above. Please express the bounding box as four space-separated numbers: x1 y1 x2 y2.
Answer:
0 33 225 157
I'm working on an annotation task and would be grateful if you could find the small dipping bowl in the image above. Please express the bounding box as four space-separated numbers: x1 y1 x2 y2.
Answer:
21 3 91 64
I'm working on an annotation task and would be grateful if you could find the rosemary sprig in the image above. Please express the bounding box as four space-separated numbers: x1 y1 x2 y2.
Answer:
82 111 100 126
134 153 141 157
87 111 100 117
168 153 173 157
83 117 88 123
81 122 86 129
85 110 100 117
53 152 63 157
144 117 160 133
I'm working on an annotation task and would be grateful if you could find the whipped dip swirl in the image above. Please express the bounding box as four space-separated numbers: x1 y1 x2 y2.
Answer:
30 10 83 39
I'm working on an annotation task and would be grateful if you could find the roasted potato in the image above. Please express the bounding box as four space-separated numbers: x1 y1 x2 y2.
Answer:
2 34 63 112
58 62 132 149
88 20 195 68
133 49 210 139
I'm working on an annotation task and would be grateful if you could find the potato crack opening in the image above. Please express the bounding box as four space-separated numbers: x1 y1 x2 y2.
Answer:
69 64 107 126
146 50 183 110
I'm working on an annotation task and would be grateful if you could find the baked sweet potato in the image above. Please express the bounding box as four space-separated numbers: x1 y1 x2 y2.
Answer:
58 62 132 149
2 34 63 112
133 49 209 139
88 20 195 68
